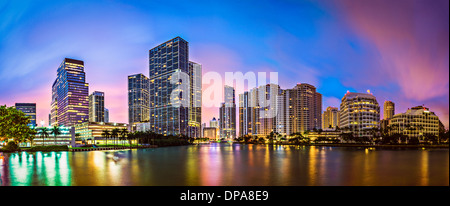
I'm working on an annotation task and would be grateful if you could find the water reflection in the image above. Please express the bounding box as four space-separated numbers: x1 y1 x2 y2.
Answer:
0 144 448 186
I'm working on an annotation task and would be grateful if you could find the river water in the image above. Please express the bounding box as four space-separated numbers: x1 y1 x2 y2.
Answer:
0 143 448 186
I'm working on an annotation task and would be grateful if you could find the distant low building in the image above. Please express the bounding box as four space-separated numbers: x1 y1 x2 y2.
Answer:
203 127 218 140
34 126 74 146
306 129 342 143
74 122 128 144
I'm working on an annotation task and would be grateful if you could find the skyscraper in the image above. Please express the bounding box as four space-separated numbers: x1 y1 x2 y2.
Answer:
104 108 109 123
292 83 322 132
89 91 105 122
219 85 236 139
51 58 89 127
239 91 252 137
187 61 202 138
340 91 380 138
15 103 36 127
149 37 191 136
210 117 219 128
322 106 339 129
384 100 395 120
128 73 149 127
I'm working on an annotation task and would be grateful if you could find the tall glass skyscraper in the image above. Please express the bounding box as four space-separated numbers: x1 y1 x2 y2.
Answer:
128 73 149 127
104 108 109 123
15 103 36 127
51 58 89 127
220 85 236 139
187 61 202 137
89 91 105 122
149 37 190 136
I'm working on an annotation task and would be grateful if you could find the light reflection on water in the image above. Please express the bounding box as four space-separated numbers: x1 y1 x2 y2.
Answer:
0 143 448 186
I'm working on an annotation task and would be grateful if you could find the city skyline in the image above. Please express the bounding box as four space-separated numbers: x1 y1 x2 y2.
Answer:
0 0 448 130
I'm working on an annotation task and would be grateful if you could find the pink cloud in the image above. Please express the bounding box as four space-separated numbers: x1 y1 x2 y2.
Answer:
334 0 449 128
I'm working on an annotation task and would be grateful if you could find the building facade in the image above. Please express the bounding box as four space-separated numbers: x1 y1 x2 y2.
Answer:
51 58 89 127
15 103 36 127
128 73 150 128
187 61 202 138
219 85 236 139
104 108 109 123
203 127 218 140
149 37 189 136
389 106 440 139
339 91 380 138
322 106 339 129
89 91 105 122
239 91 252 137
74 122 128 144
384 100 395 120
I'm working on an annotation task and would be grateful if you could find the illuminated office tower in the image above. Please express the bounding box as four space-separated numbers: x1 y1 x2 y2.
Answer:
239 91 252 137
258 84 280 137
149 37 190 136
51 58 89 127
219 85 236 139
339 91 380 138
187 61 202 138
15 103 36 127
276 89 293 136
104 108 109 123
322 106 339 129
384 100 395 120
89 91 105 122
51 79 58 126
128 73 150 127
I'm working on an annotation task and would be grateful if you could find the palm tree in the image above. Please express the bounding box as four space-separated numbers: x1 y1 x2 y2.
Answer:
111 128 120 148
119 128 128 147
39 127 50 146
127 132 135 148
27 129 37 147
50 125 61 145
101 129 110 147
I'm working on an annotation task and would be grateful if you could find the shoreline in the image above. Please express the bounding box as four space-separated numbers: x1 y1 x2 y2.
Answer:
1 142 448 153
232 142 449 149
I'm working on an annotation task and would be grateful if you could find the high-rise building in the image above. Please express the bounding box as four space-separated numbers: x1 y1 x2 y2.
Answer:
276 83 322 135
15 103 36 127
240 84 280 137
128 73 149 127
239 91 252 137
210 117 219 128
187 61 202 138
219 85 236 139
149 37 190 136
383 100 395 120
339 91 380 138
51 58 89 127
389 106 440 139
104 108 109 123
276 89 292 136
51 79 58 126
290 83 322 132
89 91 105 122
322 106 339 129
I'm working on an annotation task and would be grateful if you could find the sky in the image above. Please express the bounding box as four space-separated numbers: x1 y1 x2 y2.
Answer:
0 0 448 130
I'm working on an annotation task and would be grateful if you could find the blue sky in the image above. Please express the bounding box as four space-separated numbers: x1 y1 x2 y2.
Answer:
0 0 448 128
